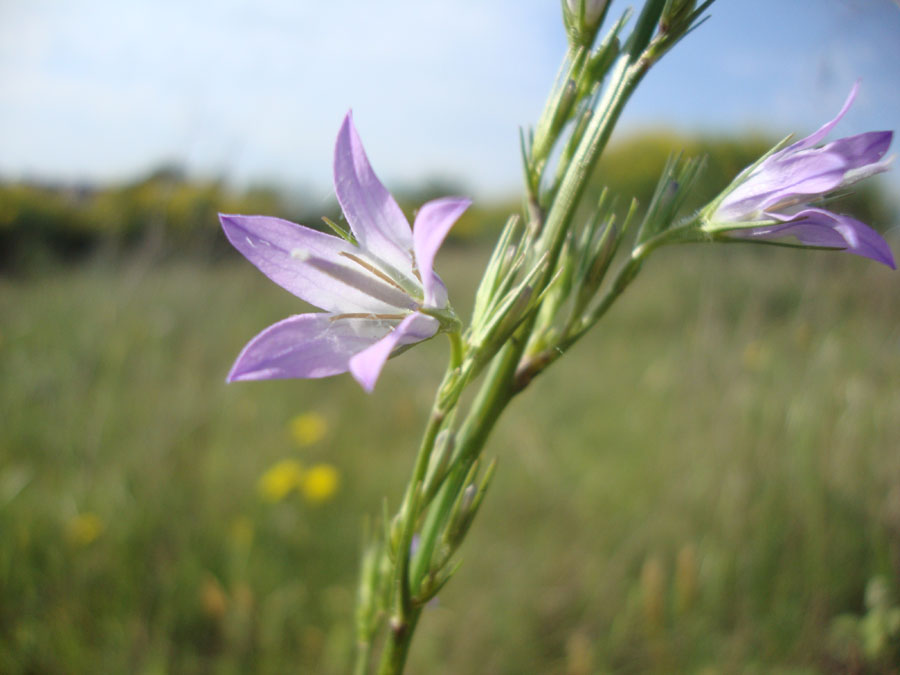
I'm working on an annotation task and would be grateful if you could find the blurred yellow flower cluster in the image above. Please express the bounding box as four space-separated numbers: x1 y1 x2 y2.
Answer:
289 412 328 447
256 412 339 504
258 459 304 502
66 512 104 546
300 464 340 504
257 460 340 505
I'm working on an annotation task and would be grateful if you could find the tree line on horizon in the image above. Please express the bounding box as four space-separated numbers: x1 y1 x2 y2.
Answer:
1 131 895 274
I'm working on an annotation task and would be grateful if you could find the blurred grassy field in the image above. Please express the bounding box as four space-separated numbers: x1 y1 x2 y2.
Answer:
1 242 899 673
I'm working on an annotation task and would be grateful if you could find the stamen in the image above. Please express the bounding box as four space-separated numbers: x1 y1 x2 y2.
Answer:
410 251 423 284
329 312 408 322
339 252 407 292
301 253 416 309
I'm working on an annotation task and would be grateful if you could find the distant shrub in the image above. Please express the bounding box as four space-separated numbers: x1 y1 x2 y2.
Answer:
1 131 895 274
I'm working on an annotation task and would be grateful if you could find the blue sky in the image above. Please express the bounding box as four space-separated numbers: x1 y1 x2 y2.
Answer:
1 0 898 199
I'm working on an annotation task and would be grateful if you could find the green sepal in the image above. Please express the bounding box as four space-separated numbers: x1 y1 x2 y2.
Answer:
421 429 456 506
699 132 793 227
443 459 497 554
355 517 383 642
634 152 706 248
414 558 464 607
471 214 523 327
322 216 357 245
470 251 547 349
626 0 666 61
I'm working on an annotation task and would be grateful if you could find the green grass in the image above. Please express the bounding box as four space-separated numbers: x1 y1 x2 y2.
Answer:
1 243 898 673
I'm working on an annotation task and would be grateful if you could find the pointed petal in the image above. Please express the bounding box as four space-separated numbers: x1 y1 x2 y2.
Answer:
720 152 847 219
739 207 896 269
717 132 893 223
412 197 471 307
762 131 893 200
348 312 440 392
792 208 896 269
227 313 399 382
785 81 859 154
825 131 894 187
220 214 412 313
823 130 893 167
334 112 415 277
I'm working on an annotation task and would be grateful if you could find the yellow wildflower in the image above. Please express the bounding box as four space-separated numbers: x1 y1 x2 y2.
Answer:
66 512 104 546
289 412 328 447
300 464 340 504
257 459 303 502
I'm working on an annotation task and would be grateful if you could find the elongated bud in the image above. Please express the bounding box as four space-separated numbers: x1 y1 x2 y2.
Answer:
389 513 404 556
566 0 608 27
633 153 706 254
422 429 455 502
415 558 463 605
443 459 497 552
489 284 533 343
563 0 610 48
533 239 575 330
471 215 522 326
626 0 666 60
659 0 696 35
580 35 619 98
470 252 546 354
576 223 617 310
545 79 578 152
459 484 477 514
355 525 382 641
531 48 589 177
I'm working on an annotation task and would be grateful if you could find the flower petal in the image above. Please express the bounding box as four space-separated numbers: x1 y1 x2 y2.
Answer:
334 112 416 278
756 131 894 206
227 313 398 382
220 214 412 313
348 312 440 392
714 88 893 224
826 131 894 185
785 81 859 154
719 152 847 219
412 197 471 307
823 130 893 168
738 207 896 269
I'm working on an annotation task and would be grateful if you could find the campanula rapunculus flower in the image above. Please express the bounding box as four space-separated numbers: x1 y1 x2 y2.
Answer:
220 113 470 391
703 83 895 268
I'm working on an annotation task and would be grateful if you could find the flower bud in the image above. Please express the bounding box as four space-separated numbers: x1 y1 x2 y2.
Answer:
566 0 608 27
659 0 696 35
563 0 610 48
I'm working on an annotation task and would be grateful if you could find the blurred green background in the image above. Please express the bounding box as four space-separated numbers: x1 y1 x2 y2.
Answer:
2 132 900 674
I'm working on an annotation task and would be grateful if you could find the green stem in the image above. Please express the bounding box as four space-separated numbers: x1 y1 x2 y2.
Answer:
447 330 464 371
354 640 372 675
376 608 422 675
537 53 648 265
365 20 682 675
410 338 521 590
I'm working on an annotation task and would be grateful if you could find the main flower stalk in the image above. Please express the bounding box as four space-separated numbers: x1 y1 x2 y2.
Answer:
359 3 722 673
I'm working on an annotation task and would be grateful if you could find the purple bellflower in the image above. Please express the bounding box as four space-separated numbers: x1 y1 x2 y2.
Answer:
220 113 471 392
702 83 895 268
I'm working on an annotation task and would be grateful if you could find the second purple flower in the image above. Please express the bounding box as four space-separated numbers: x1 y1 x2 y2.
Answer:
702 83 895 269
